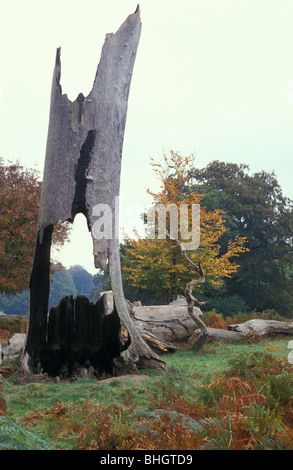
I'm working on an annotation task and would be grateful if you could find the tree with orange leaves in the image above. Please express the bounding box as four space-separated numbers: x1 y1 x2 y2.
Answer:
0 158 71 294
122 151 248 305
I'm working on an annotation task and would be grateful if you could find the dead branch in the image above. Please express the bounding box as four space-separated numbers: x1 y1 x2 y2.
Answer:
168 235 209 350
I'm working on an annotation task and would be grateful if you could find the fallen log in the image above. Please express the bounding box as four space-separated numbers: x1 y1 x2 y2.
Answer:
130 300 202 342
101 293 293 352
205 327 244 343
130 306 293 349
125 300 246 350
139 331 177 353
227 319 293 338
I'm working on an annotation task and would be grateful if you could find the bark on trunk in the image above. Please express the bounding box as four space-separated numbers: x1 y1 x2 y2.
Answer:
128 301 245 348
189 327 245 344
129 301 203 343
21 7 168 376
124 300 293 349
227 319 293 338
172 237 209 350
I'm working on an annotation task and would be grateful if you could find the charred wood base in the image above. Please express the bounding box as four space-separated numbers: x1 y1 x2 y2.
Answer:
40 294 127 379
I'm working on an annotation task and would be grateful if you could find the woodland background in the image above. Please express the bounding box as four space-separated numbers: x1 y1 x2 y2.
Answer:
1 152 292 321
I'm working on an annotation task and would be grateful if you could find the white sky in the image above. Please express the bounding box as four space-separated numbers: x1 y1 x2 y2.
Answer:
1 0 293 274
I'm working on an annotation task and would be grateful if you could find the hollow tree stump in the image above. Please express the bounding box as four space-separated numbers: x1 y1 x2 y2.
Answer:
42 295 124 378
21 7 168 376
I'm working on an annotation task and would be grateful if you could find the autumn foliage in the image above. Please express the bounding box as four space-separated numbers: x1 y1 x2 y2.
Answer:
123 152 248 301
16 349 293 450
0 158 70 294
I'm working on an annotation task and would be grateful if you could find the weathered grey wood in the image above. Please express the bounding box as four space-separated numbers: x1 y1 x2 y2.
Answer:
140 331 177 353
130 301 204 343
228 319 293 337
207 327 245 342
123 298 293 347
109 240 169 372
128 302 245 346
21 7 169 375
37 6 142 268
169 235 209 350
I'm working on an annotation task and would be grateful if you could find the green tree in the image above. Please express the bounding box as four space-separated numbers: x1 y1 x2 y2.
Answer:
122 152 247 305
0 266 95 314
190 161 293 316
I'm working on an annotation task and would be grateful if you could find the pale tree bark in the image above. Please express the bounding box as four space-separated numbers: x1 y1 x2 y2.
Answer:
127 306 293 348
228 319 293 338
155 233 210 351
21 7 168 376
127 304 245 347
173 238 209 350
125 299 205 352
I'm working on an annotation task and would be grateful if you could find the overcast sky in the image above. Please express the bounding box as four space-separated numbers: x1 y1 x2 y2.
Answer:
1 0 293 274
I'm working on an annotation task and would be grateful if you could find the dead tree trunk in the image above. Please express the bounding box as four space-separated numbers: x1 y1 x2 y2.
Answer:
128 305 293 347
123 299 246 348
42 295 123 378
125 299 203 352
21 226 53 374
227 319 293 338
21 7 168 376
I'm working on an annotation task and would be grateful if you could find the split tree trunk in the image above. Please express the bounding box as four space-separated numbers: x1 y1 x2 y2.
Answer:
21 7 168 376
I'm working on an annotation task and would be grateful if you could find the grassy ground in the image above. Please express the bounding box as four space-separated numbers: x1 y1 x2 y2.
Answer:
1 336 293 450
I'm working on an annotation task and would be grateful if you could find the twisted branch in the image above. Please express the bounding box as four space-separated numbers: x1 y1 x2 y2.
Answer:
168 235 209 350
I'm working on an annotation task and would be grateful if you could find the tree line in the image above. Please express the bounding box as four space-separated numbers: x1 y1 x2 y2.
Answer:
120 152 293 317
0 265 104 316
0 154 292 318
